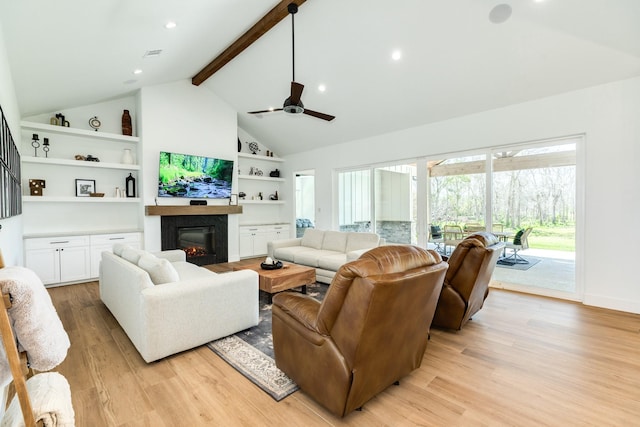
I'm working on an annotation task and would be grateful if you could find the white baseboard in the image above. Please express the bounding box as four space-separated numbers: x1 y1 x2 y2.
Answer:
583 293 640 315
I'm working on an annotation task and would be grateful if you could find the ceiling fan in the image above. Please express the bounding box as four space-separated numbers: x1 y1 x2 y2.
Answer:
248 3 335 121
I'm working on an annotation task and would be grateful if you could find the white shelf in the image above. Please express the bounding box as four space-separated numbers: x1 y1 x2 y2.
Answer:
22 156 140 170
240 200 285 205
23 196 141 203
238 174 284 182
238 153 284 162
21 121 140 143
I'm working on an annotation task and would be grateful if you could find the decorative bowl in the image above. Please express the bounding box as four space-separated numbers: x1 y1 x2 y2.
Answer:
260 261 283 270
89 192 105 197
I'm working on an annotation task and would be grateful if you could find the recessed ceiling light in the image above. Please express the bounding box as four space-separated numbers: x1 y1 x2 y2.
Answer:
165 21 177 29
133 69 143 75
318 84 326 92
391 50 402 61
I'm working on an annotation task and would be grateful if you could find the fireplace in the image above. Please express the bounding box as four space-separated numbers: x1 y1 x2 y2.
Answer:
161 215 228 265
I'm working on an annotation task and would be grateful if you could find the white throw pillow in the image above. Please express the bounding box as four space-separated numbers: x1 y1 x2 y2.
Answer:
121 248 146 264
112 243 130 257
138 254 180 285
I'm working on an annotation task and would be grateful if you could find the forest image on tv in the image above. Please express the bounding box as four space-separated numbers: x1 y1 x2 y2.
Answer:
158 151 233 199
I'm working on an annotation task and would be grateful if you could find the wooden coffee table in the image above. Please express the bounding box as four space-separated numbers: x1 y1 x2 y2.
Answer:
234 262 316 303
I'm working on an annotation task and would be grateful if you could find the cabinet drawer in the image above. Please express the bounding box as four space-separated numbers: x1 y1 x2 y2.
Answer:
25 236 90 250
90 232 141 246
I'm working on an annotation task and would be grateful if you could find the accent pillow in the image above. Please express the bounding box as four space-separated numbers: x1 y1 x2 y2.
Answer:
137 254 179 285
112 243 130 257
121 248 146 264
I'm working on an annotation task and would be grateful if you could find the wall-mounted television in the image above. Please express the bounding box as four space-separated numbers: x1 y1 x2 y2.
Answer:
158 151 233 199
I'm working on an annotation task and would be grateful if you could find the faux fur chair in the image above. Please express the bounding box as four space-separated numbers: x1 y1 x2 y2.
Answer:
432 231 505 330
271 245 448 417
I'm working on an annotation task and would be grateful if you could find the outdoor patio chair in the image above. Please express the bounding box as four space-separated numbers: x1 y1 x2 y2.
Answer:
503 227 533 264
429 225 444 253
443 225 465 255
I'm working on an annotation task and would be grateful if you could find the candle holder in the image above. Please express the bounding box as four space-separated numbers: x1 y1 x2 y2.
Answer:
42 138 50 158
31 134 40 157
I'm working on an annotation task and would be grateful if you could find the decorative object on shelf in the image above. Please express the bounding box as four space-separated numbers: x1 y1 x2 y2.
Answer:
270 151 274 157
269 191 279 201
125 173 136 198
50 113 70 127
89 192 105 197
85 155 100 162
121 148 134 164
31 134 40 156
258 192 263 200
74 154 86 161
122 110 133 136
88 116 101 132
238 138 242 153
239 192 246 200
42 138 50 157
75 179 96 197
229 194 238 206
269 169 280 177
266 150 270 157
28 179 46 196
247 141 260 154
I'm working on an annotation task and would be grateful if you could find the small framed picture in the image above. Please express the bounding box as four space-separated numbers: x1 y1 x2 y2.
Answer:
229 194 238 206
75 179 96 197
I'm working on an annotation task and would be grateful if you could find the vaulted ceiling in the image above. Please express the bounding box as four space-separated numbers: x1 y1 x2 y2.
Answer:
1 1 639 156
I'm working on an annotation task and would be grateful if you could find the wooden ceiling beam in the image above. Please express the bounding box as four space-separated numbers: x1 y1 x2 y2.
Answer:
192 0 306 86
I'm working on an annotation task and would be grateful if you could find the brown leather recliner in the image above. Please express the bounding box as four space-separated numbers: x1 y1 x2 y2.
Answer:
432 231 505 330
272 245 448 417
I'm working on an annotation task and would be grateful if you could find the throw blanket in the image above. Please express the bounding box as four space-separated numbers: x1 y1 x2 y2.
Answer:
0 267 70 387
1 372 75 427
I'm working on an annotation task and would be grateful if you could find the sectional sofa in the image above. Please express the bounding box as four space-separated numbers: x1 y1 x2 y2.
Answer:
267 229 384 283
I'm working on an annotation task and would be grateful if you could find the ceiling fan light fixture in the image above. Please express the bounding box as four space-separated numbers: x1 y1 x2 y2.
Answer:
283 97 304 114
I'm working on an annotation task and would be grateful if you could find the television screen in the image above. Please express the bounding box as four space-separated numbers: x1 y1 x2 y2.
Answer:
158 151 234 199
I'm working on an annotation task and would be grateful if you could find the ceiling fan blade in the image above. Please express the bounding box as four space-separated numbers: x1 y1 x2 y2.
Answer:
290 82 304 104
248 108 283 114
303 109 335 121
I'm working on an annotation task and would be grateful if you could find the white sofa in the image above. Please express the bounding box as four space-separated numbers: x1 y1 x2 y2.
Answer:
267 229 383 283
99 245 259 363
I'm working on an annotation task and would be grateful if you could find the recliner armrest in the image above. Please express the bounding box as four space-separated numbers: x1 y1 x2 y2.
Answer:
272 292 321 332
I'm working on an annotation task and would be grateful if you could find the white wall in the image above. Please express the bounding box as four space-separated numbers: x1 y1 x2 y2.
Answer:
139 80 240 259
285 76 640 314
0 20 24 266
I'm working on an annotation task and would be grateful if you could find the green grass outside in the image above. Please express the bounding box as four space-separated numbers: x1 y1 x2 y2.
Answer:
519 225 575 252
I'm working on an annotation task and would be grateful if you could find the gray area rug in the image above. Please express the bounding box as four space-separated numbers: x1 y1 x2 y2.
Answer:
496 256 541 271
207 282 328 401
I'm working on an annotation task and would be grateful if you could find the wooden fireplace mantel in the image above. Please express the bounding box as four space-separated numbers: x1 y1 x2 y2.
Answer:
145 205 243 216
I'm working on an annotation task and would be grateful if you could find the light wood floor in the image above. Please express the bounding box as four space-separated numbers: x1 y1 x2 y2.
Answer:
46 260 640 426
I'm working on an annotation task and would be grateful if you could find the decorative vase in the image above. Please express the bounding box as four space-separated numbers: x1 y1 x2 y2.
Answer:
122 110 133 136
121 148 134 164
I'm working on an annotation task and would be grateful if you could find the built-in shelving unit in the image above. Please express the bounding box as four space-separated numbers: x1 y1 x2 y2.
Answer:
20 120 143 237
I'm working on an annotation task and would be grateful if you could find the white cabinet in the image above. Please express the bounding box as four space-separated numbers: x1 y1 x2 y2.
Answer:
89 232 142 278
237 153 285 204
25 236 91 285
239 224 290 258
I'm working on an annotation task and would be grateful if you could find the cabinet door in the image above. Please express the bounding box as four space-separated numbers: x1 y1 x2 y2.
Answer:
239 232 255 258
253 231 278 257
25 248 60 285
59 246 91 283
90 234 141 278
